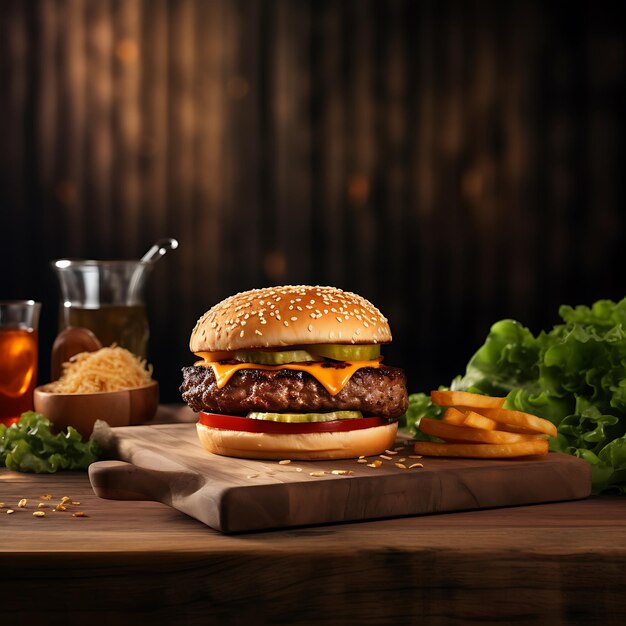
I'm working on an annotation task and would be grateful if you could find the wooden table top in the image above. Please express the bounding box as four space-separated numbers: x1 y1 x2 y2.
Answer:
2 469 625 625
2 408 625 625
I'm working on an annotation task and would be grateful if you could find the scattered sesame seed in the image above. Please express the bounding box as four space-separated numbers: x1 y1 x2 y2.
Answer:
357 458 368 463
18 499 27 508
33 511 46 518
72 512 87 517
395 463 408 469
331 470 353 476
367 461 383 468
409 463 424 469
309 471 326 477
7 509 15 515
385 450 398 455
379 455 392 460
409 455 423 459
278 459 291 465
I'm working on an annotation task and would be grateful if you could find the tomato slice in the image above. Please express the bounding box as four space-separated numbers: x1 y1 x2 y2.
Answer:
198 411 390 434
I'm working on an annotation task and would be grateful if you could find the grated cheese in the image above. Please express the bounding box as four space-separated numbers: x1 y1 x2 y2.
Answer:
46 346 153 393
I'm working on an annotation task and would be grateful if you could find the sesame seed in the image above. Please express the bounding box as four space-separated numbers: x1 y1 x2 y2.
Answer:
290 316 297 321
239 330 245 337
310 313 316 318
255 329 263 335
283 321 289 326
308 324 313 332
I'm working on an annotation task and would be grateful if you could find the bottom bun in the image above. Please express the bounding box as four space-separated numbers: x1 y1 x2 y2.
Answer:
196 421 399 460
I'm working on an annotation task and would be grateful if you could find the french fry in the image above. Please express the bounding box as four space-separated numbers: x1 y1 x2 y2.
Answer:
419 418 541 444
430 390 506 409
497 423 545 436
441 407 468 426
462 411 498 431
413 439 549 458
477 407 557 438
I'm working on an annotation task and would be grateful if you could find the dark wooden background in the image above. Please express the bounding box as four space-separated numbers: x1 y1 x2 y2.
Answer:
1 0 625 402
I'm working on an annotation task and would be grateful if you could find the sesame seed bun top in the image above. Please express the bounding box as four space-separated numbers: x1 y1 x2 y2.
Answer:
189 285 392 352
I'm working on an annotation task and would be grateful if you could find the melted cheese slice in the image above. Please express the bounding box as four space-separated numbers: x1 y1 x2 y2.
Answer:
194 355 381 396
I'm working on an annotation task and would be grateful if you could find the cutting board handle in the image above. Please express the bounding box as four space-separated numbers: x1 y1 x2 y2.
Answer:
89 460 201 504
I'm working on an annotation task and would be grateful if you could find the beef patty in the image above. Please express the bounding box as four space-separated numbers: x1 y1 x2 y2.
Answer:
180 363 408 419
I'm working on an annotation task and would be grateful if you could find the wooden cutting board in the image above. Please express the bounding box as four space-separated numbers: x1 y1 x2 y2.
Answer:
88 423 592 533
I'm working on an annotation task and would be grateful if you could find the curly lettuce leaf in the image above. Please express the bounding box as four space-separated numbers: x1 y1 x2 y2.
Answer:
0 411 99 473
403 392 445 441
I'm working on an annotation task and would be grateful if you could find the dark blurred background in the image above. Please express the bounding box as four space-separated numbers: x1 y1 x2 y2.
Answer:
1 0 625 402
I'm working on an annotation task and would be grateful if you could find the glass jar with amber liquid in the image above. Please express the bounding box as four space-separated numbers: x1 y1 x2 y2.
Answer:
52 260 151 358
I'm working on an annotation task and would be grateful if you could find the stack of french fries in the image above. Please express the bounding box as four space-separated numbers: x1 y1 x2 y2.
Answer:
414 390 557 458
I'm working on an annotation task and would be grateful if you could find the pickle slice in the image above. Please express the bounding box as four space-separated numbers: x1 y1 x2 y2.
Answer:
306 344 380 361
247 411 363 423
234 349 318 365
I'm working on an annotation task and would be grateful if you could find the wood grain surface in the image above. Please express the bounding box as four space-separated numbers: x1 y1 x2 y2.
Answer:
0 469 625 626
88 423 591 532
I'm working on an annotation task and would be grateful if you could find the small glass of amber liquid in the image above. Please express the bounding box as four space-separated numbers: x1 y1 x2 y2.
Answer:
0 300 41 426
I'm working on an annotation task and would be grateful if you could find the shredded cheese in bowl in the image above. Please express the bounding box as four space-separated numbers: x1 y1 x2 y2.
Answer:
46 346 153 394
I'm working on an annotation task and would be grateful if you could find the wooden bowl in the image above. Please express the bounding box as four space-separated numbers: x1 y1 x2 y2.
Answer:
33 381 159 437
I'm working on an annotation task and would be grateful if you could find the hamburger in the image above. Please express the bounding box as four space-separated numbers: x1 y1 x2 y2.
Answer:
180 285 408 460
